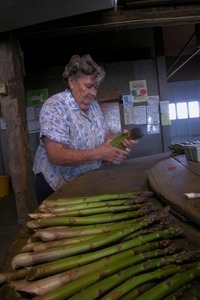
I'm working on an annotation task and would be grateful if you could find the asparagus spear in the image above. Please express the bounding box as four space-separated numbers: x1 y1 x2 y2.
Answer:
35 218 145 242
42 191 148 207
35 231 146 252
48 200 142 213
11 223 151 269
27 240 169 281
28 248 176 299
27 205 154 229
29 204 143 219
119 282 156 300
27 225 182 280
69 250 196 300
100 264 182 300
20 241 43 252
163 283 192 300
0 268 28 285
32 234 97 251
39 199 140 214
110 127 144 150
136 262 200 300
12 209 175 270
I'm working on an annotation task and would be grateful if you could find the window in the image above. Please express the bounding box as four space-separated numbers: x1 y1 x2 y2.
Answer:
177 102 188 119
169 103 176 120
169 101 200 120
188 101 199 118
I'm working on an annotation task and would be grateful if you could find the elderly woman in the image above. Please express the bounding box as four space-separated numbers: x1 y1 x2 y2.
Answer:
33 54 137 203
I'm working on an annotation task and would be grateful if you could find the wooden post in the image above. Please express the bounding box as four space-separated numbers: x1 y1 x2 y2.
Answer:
0 33 37 225
154 27 171 153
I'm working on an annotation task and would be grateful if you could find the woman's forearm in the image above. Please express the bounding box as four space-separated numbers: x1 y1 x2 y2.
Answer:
44 137 102 166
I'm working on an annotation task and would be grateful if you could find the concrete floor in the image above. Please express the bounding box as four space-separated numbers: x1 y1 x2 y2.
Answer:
0 189 20 269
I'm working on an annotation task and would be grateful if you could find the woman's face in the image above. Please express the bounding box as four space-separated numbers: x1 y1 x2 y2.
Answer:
69 75 99 112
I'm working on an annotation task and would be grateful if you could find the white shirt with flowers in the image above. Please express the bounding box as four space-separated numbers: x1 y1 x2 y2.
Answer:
33 89 108 191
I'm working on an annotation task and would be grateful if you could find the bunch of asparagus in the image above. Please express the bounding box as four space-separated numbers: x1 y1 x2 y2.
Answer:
0 190 199 300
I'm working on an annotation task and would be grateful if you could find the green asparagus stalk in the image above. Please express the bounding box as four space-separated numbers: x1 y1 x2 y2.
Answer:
41 190 154 207
110 127 144 150
14 207 175 270
28 213 55 219
0 268 28 285
28 241 160 280
40 200 131 214
163 283 192 300
42 191 146 207
70 251 194 300
35 218 145 242
100 264 182 300
12 222 152 270
136 262 200 300
48 200 142 213
20 241 43 252
27 205 154 229
7 278 31 290
119 282 156 300
27 225 182 280
30 248 175 299
33 234 98 251
30 204 143 219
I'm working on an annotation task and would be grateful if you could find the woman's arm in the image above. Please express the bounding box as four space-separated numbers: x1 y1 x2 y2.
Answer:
43 136 129 166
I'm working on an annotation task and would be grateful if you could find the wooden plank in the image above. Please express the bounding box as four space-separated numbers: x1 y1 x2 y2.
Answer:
0 34 37 224
173 154 200 176
148 156 200 226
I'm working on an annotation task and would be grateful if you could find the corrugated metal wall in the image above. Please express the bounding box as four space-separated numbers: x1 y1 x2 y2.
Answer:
167 80 200 143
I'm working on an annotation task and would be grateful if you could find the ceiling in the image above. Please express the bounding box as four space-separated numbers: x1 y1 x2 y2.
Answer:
0 0 115 33
1 0 200 75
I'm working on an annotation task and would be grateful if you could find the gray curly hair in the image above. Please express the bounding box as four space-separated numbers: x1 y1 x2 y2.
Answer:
62 54 105 89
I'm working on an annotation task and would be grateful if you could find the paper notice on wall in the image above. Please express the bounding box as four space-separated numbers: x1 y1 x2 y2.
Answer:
122 95 133 107
147 124 160 134
160 101 171 126
147 104 160 125
148 95 159 105
27 120 39 132
26 106 41 133
129 80 148 103
124 105 147 125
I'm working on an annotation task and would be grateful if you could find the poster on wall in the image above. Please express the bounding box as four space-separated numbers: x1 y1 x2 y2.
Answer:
27 88 48 106
122 95 133 107
148 95 159 105
129 80 148 103
160 101 171 126
26 106 41 133
146 103 160 134
124 106 147 125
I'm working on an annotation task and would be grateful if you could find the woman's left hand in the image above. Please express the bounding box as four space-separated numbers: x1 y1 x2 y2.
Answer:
121 129 138 153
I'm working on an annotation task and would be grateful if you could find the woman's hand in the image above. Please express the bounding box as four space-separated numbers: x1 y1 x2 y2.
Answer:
96 140 129 165
121 129 138 153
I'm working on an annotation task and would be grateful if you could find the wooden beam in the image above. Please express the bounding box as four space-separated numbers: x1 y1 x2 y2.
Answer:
153 27 171 153
0 33 37 225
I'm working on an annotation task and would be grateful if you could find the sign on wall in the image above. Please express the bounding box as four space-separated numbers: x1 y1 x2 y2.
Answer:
27 88 48 106
129 80 148 103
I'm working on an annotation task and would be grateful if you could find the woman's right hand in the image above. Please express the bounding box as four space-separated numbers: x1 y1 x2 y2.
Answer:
96 141 129 164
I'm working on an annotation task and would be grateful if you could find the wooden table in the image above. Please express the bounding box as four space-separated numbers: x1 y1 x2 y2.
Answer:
148 154 200 227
